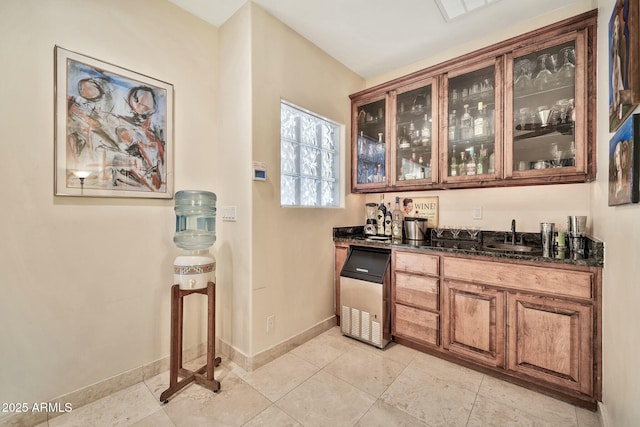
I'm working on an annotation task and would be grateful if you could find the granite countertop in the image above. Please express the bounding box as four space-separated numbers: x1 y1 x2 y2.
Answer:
333 226 604 268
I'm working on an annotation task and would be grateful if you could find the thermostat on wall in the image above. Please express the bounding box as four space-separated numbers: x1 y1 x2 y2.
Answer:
253 162 267 181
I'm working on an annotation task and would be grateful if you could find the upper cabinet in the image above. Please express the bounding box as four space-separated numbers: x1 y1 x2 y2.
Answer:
349 11 596 193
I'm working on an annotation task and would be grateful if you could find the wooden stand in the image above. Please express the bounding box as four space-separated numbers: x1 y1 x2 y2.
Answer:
160 281 221 402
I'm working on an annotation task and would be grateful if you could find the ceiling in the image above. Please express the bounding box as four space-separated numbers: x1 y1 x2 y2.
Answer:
168 0 585 79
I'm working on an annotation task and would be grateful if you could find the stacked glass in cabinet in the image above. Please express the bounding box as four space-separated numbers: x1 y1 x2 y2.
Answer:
446 66 497 178
510 40 577 173
355 99 386 185
395 85 434 182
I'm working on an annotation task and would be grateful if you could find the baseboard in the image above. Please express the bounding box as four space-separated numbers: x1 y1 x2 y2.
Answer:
218 316 337 371
598 402 609 427
0 342 205 427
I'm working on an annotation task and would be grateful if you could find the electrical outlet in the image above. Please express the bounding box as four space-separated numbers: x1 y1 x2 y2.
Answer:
266 315 275 334
472 206 483 220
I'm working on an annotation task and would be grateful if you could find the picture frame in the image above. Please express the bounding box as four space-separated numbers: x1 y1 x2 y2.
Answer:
609 0 640 133
54 46 174 198
608 114 639 206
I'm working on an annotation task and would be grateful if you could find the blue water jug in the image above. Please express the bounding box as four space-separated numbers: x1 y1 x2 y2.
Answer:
173 190 216 250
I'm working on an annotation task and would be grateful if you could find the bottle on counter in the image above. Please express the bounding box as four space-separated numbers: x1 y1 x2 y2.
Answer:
384 203 393 237
377 195 387 236
391 196 404 239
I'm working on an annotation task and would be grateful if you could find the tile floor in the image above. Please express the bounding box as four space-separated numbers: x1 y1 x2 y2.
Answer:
38 327 601 427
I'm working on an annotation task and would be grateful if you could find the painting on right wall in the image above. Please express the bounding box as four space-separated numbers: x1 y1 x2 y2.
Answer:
609 114 640 205
609 0 640 132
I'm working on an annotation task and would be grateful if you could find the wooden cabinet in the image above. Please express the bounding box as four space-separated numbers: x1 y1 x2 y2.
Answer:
442 280 506 368
392 250 440 347
349 11 596 193
507 292 593 395
441 255 599 405
334 241 601 408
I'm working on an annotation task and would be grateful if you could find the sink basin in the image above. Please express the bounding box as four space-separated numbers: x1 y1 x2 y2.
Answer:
483 243 541 253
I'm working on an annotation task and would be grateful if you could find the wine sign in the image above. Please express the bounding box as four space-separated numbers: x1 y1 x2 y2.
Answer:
400 196 439 227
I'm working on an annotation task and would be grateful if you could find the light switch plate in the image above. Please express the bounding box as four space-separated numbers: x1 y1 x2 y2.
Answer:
473 206 483 220
221 206 237 222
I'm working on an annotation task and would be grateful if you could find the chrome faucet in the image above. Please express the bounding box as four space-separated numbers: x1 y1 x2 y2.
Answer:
511 219 516 245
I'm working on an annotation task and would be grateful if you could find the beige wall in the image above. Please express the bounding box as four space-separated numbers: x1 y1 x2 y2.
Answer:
594 1 640 426
0 0 218 411
215 3 254 357
248 4 364 354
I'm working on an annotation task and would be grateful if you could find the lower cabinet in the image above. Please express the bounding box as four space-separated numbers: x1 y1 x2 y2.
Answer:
392 250 440 348
442 280 505 368
507 292 593 395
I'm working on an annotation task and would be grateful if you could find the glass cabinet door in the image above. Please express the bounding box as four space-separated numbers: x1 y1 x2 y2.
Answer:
392 79 437 186
506 32 586 177
353 96 387 190
443 59 502 183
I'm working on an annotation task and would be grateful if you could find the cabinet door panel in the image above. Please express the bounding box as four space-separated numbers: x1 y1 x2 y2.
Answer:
395 272 439 310
353 94 389 192
442 58 503 183
391 78 439 187
394 304 439 347
443 280 505 367
505 31 587 179
507 292 592 394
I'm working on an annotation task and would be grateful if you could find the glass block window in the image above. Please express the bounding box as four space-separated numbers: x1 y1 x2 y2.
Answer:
281 101 341 207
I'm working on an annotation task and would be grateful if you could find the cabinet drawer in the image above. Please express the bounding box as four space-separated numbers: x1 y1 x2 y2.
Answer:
395 272 439 310
395 251 439 276
394 304 439 346
443 257 593 300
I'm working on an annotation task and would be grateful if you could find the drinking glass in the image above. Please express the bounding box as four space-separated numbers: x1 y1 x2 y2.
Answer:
534 54 553 90
558 47 576 84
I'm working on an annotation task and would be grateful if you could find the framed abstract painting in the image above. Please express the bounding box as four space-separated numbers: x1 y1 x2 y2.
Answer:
608 114 639 206
609 0 640 132
54 46 174 198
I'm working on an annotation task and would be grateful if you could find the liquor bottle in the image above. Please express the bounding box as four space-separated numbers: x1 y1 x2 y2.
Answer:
474 102 486 137
466 147 477 176
391 197 404 239
409 120 419 146
461 104 473 140
459 150 467 176
418 155 425 179
448 110 458 141
377 195 387 236
421 114 431 146
488 150 495 174
384 203 393 237
450 145 458 177
477 144 485 175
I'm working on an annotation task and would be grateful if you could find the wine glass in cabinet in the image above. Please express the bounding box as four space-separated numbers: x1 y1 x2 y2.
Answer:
505 31 588 179
352 94 388 192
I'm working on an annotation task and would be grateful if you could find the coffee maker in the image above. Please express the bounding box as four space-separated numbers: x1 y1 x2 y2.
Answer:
364 203 378 236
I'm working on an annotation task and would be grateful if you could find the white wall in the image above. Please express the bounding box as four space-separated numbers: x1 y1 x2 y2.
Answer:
0 0 218 411
594 1 640 425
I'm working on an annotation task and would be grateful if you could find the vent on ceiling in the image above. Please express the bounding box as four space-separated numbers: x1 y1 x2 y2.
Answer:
435 0 500 22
